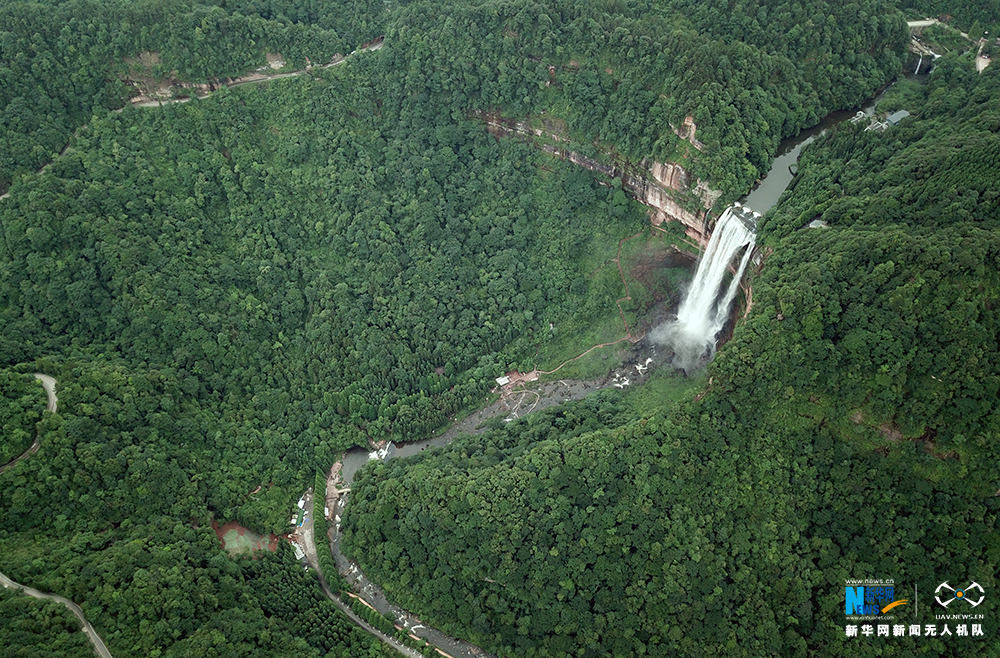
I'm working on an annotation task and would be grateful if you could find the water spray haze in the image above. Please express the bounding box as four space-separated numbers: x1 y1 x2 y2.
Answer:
653 206 757 373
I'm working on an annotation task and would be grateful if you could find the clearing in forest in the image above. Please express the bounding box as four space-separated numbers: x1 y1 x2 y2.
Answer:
212 519 281 555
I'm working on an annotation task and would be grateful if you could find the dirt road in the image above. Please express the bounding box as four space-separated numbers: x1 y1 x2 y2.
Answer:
1 40 387 199
130 39 384 108
977 41 991 73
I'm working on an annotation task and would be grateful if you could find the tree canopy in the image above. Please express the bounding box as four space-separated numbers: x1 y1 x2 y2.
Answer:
1 0 992 655
342 40 1000 658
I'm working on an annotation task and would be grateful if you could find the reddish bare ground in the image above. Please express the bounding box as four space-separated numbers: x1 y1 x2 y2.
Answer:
211 519 285 553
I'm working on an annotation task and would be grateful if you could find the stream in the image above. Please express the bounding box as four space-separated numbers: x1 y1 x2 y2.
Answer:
338 377 606 486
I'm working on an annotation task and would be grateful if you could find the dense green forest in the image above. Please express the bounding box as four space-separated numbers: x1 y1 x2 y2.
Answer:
0 371 44 465
0 0 907 532
897 0 999 32
341 33 1000 658
0 588 94 658
0 0 375 192
1 0 994 654
1 0 907 196
0 524 397 656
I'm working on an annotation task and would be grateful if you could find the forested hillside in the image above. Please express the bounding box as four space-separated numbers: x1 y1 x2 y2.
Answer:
0 372 44 465
0 68 642 532
0 587 94 657
895 0 999 31
2 0 987 655
0 0 379 192
342 40 1000 658
1 0 906 197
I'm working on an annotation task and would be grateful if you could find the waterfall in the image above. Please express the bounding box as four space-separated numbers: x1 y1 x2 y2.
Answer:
653 206 757 373
914 56 923 74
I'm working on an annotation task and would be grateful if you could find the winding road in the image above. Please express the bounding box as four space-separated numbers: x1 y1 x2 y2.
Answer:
327 488 496 658
0 375 114 658
296 490 425 658
0 572 113 658
3 38 418 658
0 374 57 474
130 39 384 108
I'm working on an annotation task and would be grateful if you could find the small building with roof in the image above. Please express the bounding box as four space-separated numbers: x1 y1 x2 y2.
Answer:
886 110 911 126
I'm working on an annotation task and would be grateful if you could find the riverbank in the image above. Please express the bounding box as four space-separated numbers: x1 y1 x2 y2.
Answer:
322 326 686 656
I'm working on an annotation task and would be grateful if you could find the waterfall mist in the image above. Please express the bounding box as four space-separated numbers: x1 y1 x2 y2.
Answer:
653 206 757 373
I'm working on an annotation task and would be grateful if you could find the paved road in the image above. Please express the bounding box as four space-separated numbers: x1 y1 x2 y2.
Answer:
297 489 424 658
1 566 113 657
325 377 615 658
0 374 58 474
34 374 57 412
0 376 112 656
329 490 496 658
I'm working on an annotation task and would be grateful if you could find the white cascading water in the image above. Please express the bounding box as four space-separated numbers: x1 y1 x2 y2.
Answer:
653 206 756 373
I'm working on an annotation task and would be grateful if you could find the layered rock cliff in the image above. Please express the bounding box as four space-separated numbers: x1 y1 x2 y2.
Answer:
477 111 721 246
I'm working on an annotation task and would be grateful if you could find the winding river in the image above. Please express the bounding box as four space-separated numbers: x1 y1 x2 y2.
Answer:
742 69 936 215
741 90 886 213
326 378 611 658
1 48 922 656
322 77 915 657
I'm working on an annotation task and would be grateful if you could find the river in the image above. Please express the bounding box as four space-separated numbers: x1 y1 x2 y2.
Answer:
742 67 936 215
328 75 919 657
741 85 897 213
328 376 619 658
337 377 607 486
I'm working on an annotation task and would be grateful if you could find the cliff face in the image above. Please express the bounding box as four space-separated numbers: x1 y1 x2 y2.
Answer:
478 112 721 246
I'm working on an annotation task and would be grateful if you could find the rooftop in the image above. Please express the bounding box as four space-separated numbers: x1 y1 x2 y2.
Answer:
886 110 911 125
